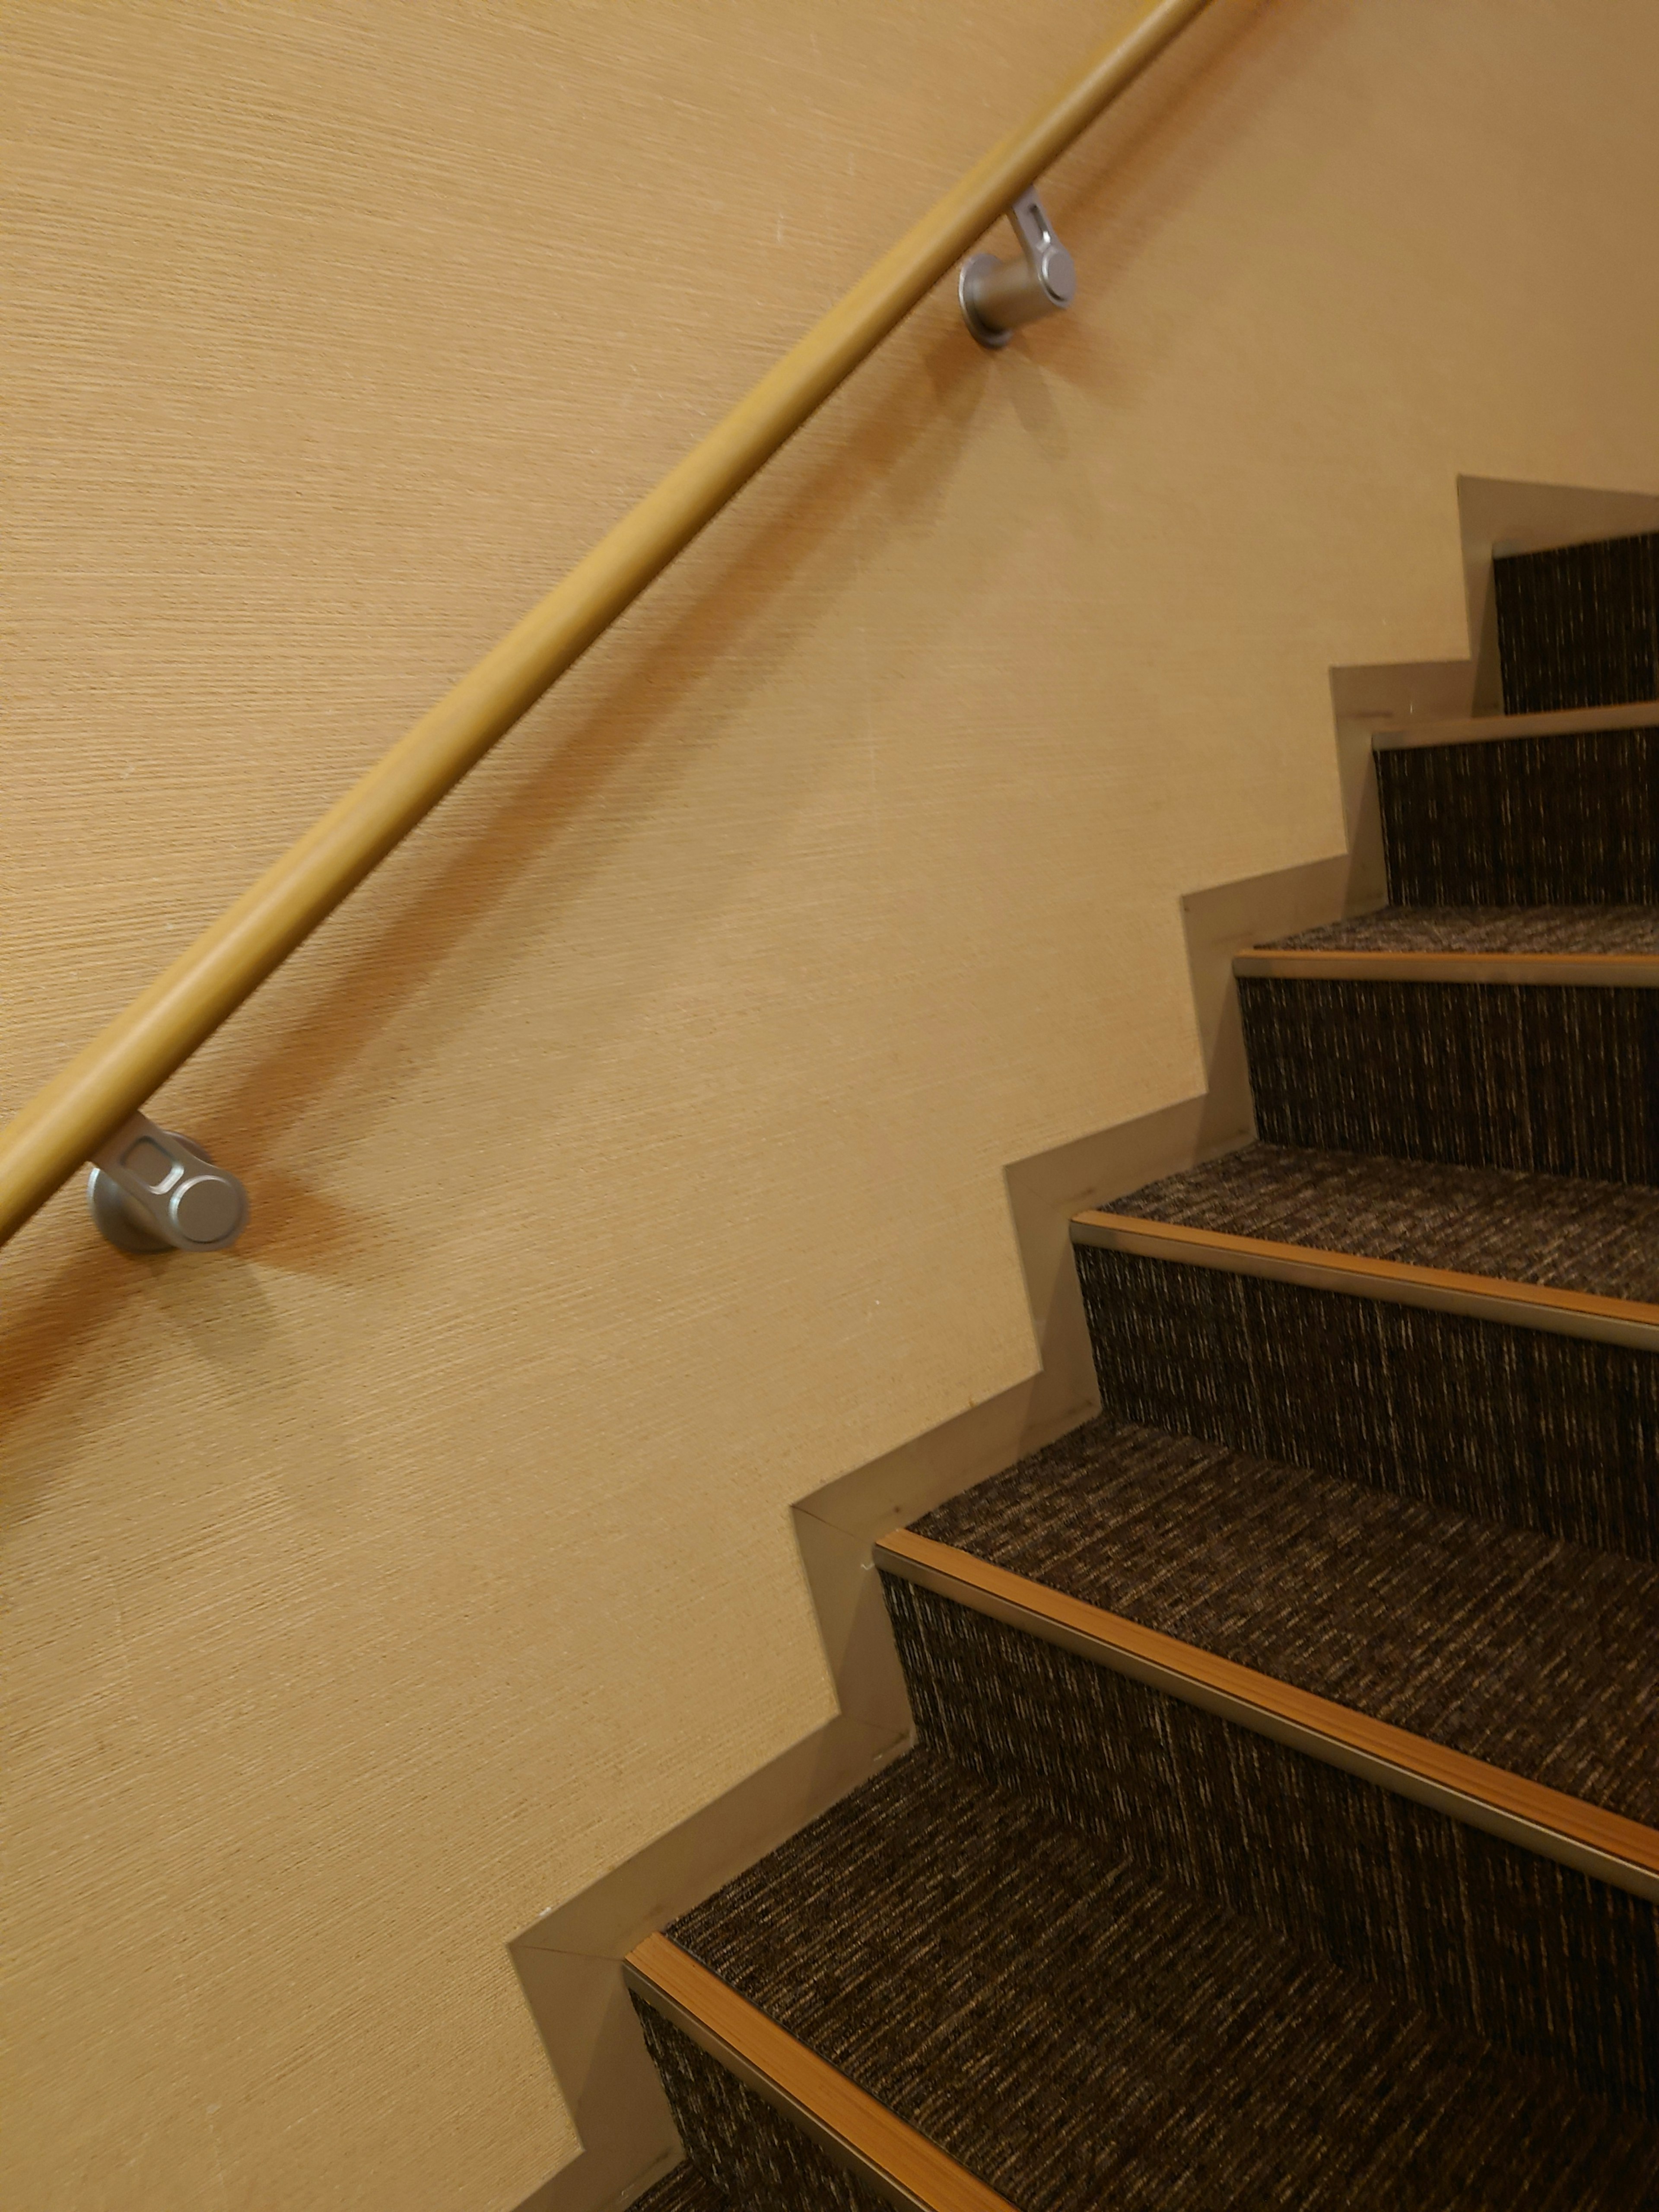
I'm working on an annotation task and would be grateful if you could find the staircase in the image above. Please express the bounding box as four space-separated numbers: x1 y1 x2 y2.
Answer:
625 527 1659 2209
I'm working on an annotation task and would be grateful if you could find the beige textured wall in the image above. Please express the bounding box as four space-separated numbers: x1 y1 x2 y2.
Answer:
4 2 1658 2205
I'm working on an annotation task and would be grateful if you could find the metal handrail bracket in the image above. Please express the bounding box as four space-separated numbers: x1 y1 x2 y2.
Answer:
87 1116 249 1254
960 190 1076 347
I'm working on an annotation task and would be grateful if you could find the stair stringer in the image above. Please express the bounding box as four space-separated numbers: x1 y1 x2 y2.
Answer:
501 473 1656 2212
505 912 1364 2212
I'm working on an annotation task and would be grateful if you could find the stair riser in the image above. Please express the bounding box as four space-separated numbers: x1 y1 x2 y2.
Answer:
1238 976 1659 1183
633 1999 885 2212
1376 727 1659 907
882 1573 1659 2120
1495 533 1659 716
1075 1243 1659 1560
630 2153 734 2212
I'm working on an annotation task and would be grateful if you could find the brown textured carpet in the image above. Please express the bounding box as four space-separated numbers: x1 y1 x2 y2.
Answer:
667 1751 1659 2210
882 1576 1659 2122
636 552 1659 2206
913 1417 1659 1825
1077 1237 1659 1560
633 2015 885 2212
1494 531 1659 716
1109 1141 1659 1301
1236 973 1659 1183
629 2160 734 2212
1265 905 1659 955
1376 725 1659 908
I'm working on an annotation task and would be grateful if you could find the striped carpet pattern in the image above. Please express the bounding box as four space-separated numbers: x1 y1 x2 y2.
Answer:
1078 1239 1659 1560
1105 1140 1659 1300
1237 974 1659 1182
629 529 1659 2206
1494 530 1659 715
912 1417 1659 1823
881 1583 1659 2118
1376 726 1659 907
631 2014 883 2212
665 1751 1659 2207
628 2155 748 2212
1265 903 1659 954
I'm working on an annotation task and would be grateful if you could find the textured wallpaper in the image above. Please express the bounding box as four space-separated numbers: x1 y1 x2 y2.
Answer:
4 2 1659 2206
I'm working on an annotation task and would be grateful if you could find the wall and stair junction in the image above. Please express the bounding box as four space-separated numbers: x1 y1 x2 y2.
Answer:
628 526 1659 2206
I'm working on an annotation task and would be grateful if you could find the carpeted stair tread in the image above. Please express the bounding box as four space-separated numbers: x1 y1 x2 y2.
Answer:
630 2164 732 2212
629 546 1659 2202
1106 1140 1659 1303
1077 1235 1659 1559
912 1418 1659 1827
1262 904 1659 956
667 1750 1659 2210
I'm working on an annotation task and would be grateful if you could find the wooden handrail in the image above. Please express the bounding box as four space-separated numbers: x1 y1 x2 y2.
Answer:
0 0 1216 1249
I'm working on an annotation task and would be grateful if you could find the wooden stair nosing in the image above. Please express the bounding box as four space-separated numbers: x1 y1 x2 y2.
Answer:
1233 947 1659 988
875 1528 1659 1903
1068 1209 1659 1355
1369 697 1659 752
625 1930 1015 2212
